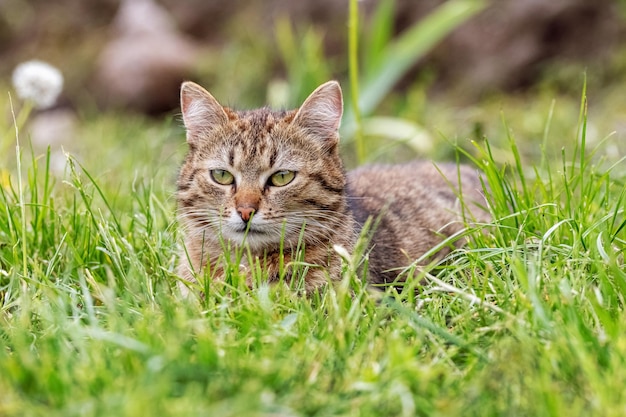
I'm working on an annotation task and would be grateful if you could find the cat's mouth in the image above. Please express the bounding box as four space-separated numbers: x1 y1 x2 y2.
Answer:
224 224 282 252
231 225 268 235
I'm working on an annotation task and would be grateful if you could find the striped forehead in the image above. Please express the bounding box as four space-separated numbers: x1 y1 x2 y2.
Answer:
227 110 283 172
228 136 276 167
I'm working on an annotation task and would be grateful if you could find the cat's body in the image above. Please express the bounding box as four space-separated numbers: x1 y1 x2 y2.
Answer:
347 162 487 285
176 81 488 294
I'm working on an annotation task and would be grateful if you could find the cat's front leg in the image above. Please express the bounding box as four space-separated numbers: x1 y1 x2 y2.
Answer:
176 257 198 298
260 245 349 292
176 243 225 297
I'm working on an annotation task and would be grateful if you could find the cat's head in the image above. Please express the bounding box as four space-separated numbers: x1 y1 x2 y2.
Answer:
177 81 347 253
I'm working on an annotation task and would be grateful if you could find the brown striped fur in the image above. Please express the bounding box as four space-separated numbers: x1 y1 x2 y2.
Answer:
176 81 489 295
347 162 489 285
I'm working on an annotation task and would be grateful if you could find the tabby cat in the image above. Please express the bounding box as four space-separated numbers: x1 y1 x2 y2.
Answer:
176 81 488 295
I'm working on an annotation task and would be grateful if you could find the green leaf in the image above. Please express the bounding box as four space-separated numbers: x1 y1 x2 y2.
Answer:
343 0 486 138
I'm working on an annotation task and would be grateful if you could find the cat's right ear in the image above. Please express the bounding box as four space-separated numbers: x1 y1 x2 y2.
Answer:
293 81 343 146
180 82 229 144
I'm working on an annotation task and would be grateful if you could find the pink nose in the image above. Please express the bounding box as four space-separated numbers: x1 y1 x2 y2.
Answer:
237 206 256 222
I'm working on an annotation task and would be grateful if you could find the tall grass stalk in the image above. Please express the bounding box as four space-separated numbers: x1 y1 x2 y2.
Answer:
577 78 588 207
8 94 28 278
342 0 485 160
348 0 365 163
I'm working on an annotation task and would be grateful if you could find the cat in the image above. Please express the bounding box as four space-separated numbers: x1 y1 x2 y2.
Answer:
176 80 489 295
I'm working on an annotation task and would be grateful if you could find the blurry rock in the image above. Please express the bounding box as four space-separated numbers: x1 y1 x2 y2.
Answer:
398 0 622 95
161 0 623 97
29 108 77 148
95 0 202 114
5 0 621 113
25 106 77 176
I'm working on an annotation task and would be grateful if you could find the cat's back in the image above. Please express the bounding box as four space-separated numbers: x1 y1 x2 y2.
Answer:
347 161 486 219
346 161 488 284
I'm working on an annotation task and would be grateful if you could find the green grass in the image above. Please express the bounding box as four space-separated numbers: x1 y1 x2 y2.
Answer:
3 7 626 406
3 0 626 413
1 82 625 416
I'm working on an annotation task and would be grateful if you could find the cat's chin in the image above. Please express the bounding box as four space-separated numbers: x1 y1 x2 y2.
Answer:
223 229 282 253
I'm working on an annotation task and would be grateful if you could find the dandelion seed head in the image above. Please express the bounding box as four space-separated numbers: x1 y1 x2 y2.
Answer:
12 60 64 109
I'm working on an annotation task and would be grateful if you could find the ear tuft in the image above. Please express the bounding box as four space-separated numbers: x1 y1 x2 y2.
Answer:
180 82 228 144
292 81 343 145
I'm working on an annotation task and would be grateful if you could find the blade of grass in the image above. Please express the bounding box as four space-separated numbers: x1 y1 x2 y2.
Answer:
9 94 27 278
348 0 365 163
357 0 485 118
362 0 395 72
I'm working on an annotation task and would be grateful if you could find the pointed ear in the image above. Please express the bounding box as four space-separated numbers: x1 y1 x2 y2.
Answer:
292 81 343 145
180 81 229 144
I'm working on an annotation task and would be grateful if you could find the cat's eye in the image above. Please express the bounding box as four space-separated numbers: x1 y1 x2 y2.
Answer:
210 169 235 185
269 170 296 187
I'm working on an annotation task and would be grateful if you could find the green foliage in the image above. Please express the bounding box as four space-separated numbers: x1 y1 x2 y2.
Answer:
344 0 486 163
1 74 626 415
274 18 334 107
272 0 485 164
355 0 486 118
2 7 626 415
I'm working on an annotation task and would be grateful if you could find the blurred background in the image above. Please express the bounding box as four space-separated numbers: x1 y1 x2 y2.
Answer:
2 0 626 171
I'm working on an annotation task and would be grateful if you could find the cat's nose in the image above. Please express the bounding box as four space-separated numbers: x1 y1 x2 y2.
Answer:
237 205 256 222
235 192 260 223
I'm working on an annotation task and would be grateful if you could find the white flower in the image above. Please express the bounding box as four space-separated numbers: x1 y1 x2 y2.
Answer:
12 60 64 109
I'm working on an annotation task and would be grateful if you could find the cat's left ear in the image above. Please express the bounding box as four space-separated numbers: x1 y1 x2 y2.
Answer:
292 81 343 145
180 81 229 145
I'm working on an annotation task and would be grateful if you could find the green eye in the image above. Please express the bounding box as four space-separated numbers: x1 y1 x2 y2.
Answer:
269 170 296 187
210 169 235 185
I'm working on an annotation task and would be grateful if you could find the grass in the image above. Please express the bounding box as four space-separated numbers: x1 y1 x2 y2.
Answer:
2 5 626 409
1 81 625 416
